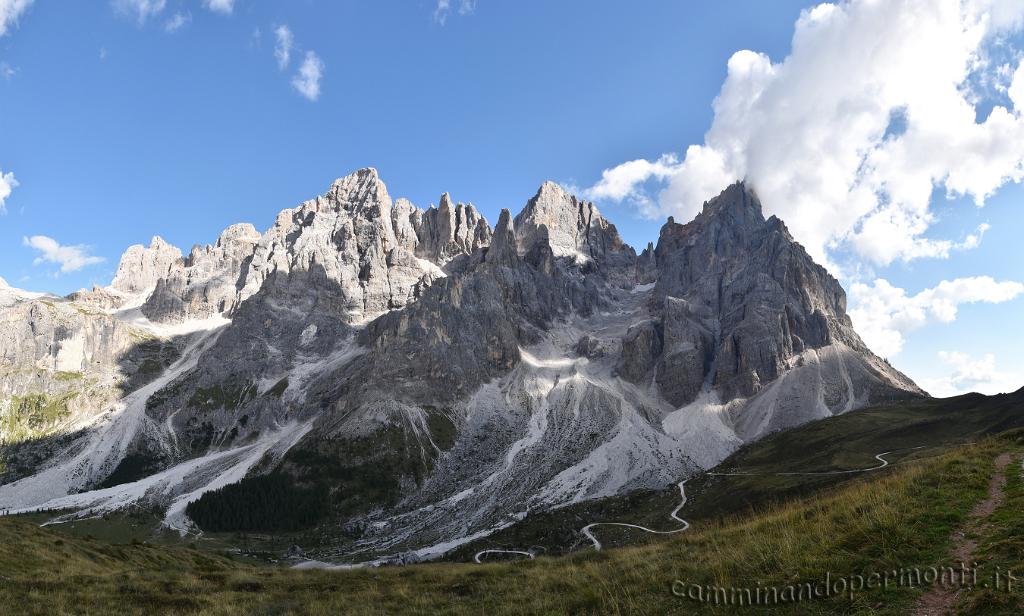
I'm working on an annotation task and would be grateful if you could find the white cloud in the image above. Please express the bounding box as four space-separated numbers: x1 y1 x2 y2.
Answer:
585 153 682 201
434 0 476 25
23 235 105 273
274 25 293 70
848 276 1024 357
164 11 190 33
291 51 323 101
1 61 16 79
113 0 166 24
586 0 1024 267
918 351 1023 396
0 0 33 37
0 169 17 214
202 0 233 14
851 220 992 263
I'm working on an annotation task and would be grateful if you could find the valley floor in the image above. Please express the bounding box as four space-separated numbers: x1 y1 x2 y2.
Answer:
1 430 1022 615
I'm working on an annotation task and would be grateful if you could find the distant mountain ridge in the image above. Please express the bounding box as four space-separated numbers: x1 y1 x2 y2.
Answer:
0 169 922 562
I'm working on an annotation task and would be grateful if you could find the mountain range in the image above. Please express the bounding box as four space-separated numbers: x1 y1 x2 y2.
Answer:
0 169 923 562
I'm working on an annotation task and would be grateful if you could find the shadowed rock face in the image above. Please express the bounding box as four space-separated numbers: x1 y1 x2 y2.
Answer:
0 170 925 560
645 183 922 409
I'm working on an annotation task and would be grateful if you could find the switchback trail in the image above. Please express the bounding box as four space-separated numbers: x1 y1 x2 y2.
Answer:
474 480 691 562
580 480 690 551
474 447 920 563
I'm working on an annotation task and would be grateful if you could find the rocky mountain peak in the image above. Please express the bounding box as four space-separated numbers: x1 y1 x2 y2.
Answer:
217 223 261 245
111 235 184 294
513 181 626 262
486 208 517 266
324 167 392 222
642 182 923 433
231 171 473 321
699 180 763 222
143 222 264 322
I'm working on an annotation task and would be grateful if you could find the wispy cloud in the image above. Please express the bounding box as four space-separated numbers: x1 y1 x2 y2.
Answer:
112 0 166 25
584 154 683 217
849 276 1024 358
0 169 17 214
274 25 293 70
202 0 234 14
291 50 323 101
23 235 105 273
164 11 191 33
0 61 15 79
434 0 476 25
919 351 1023 397
0 0 34 38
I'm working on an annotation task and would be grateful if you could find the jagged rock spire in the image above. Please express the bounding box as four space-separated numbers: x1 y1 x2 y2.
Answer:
486 209 517 266
416 193 492 264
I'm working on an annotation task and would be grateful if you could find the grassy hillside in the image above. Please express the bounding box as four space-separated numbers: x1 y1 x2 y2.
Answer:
453 389 1024 556
0 432 1021 614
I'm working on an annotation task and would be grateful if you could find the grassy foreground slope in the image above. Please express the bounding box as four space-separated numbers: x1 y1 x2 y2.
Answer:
1 434 1021 614
454 388 1024 557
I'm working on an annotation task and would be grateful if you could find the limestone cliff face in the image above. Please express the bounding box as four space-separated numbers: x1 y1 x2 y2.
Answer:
632 182 923 437
142 223 261 323
513 181 627 261
414 193 492 264
0 296 178 466
235 169 478 321
111 237 183 294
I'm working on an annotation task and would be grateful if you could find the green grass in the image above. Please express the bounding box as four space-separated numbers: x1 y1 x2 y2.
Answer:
280 425 433 518
97 453 167 489
0 391 78 445
189 382 258 413
423 406 458 450
962 429 1024 614
0 436 1019 615
72 305 106 317
265 378 289 398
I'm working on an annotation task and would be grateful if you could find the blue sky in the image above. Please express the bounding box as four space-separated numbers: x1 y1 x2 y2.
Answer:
1 0 1022 396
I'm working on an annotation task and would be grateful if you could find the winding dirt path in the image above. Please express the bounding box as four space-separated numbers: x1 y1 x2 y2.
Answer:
707 446 925 477
580 479 691 551
473 448 923 564
911 452 1013 616
473 549 536 563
